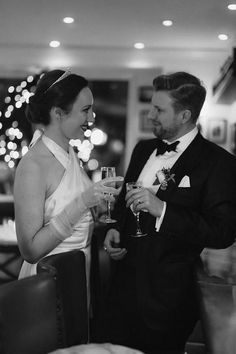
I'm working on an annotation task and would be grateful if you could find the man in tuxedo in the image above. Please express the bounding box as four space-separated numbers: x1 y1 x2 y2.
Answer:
102 72 236 354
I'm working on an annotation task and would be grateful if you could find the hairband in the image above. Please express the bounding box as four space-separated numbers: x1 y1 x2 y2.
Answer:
44 69 71 94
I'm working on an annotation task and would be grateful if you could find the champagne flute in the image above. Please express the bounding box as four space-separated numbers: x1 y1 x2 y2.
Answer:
126 181 147 237
100 166 117 224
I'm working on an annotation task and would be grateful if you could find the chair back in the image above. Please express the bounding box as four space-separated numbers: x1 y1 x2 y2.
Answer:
0 272 62 354
37 250 88 346
196 265 236 354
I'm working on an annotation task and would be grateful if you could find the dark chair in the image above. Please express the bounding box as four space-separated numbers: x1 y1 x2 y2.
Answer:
0 272 62 354
37 249 89 347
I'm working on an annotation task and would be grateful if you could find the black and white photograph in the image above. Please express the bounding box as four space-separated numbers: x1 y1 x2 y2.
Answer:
0 1 236 354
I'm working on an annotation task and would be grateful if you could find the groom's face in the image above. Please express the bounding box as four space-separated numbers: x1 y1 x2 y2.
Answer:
148 90 183 141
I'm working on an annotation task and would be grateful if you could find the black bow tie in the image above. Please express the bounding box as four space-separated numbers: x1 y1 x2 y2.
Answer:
156 140 179 155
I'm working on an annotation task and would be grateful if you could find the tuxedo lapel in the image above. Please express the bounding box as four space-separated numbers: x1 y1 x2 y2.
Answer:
157 133 205 201
126 139 158 182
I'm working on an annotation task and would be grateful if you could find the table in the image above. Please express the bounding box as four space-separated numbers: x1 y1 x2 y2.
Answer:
49 343 144 354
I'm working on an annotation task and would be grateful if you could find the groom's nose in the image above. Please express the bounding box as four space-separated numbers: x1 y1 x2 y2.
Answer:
148 107 156 120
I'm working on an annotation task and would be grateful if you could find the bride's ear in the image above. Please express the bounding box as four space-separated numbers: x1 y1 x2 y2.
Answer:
50 107 64 121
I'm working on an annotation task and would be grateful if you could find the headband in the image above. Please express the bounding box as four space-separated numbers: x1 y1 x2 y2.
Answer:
44 69 71 94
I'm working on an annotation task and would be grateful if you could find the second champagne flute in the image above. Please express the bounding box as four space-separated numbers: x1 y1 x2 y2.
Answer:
100 166 117 223
126 181 147 237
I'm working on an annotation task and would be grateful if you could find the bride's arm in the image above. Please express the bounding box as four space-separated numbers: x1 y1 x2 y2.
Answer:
14 155 63 263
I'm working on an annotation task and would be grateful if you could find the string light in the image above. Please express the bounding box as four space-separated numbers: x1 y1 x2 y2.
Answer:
0 72 41 168
1 72 111 172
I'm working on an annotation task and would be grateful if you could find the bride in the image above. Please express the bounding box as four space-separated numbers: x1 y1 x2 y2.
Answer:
14 69 123 289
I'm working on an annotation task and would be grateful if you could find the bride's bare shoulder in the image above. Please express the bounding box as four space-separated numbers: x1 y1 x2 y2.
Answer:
15 141 50 178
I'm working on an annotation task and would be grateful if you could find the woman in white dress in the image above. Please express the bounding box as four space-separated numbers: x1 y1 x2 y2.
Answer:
14 69 123 284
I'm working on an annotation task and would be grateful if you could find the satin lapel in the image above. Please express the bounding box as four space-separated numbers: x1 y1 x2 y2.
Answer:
157 133 205 201
126 139 158 181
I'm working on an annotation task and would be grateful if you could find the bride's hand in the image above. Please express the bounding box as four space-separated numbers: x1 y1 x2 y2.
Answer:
82 176 124 208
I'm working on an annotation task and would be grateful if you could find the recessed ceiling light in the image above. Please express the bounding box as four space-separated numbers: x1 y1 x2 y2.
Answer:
162 20 173 27
134 42 145 49
228 3 236 10
49 40 61 48
218 34 229 41
63 17 74 24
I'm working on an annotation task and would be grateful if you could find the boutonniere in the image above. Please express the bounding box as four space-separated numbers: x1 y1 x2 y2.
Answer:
155 167 175 190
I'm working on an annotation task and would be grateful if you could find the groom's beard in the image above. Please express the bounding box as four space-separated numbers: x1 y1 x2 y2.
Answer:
152 122 180 141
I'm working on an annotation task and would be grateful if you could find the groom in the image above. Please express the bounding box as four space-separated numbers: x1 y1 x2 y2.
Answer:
102 72 236 354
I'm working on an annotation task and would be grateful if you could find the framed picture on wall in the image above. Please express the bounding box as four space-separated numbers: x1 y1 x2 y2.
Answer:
138 86 153 103
207 119 227 144
139 109 153 132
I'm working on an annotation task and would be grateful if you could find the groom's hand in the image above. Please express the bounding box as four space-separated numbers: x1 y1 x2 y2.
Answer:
126 187 164 217
103 228 127 261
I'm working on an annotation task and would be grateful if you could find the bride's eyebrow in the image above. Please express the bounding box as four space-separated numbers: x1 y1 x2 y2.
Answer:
82 104 92 109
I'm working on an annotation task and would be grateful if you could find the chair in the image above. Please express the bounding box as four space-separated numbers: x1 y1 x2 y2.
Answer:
37 250 89 347
196 265 236 354
0 272 62 354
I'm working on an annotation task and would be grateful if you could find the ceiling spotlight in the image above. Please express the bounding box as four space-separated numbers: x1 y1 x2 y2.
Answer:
162 20 173 27
134 42 145 49
63 17 74 24
228 3 236 10
49 40 61 48
218 34 229 41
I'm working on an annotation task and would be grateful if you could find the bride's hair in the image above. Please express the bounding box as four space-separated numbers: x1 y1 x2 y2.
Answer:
26 69 88 125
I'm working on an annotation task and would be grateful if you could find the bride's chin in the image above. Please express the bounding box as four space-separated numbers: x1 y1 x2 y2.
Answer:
69 131 84 141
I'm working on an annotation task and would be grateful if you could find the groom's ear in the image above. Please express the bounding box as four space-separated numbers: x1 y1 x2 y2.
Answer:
181 109 192 124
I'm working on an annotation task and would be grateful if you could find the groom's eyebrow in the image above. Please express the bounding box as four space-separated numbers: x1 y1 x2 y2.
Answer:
154 104 163 109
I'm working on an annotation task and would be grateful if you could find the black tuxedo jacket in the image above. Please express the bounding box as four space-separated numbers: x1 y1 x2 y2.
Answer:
111 133 236 333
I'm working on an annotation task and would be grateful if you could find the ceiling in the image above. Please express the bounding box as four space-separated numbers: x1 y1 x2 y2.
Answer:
0 0 236 76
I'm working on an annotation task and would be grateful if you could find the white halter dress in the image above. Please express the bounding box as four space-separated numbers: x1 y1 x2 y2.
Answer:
18 134 94 289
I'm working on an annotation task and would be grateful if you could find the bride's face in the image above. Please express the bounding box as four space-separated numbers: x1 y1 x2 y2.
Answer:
60 87 95 140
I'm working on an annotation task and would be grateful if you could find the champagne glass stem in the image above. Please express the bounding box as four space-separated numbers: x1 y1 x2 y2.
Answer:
107 200 112 220
135 212 142 234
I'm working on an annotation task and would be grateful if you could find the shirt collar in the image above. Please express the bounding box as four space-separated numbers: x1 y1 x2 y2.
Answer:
164 127 198 153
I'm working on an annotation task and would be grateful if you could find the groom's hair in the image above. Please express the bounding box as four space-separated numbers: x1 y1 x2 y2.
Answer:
153 71 206 122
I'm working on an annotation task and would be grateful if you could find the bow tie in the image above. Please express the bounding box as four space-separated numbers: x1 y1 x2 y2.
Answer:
156 140 179 155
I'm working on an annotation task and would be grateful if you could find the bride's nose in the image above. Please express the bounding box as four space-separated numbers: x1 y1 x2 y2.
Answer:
89 110 95 123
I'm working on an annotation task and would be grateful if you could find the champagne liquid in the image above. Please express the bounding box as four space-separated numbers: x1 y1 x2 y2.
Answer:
101 167 116 188
100 167 117 224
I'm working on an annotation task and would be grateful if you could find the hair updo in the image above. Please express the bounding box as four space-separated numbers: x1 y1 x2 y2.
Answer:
26 70 88 126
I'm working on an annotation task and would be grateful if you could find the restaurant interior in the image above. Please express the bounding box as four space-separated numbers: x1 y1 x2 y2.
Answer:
0 1 236 353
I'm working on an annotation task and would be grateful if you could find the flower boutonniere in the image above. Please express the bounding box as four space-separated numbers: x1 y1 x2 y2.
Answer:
155 167 175 190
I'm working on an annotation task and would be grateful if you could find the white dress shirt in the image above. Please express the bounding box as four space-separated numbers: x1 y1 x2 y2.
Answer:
137 127 198 231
